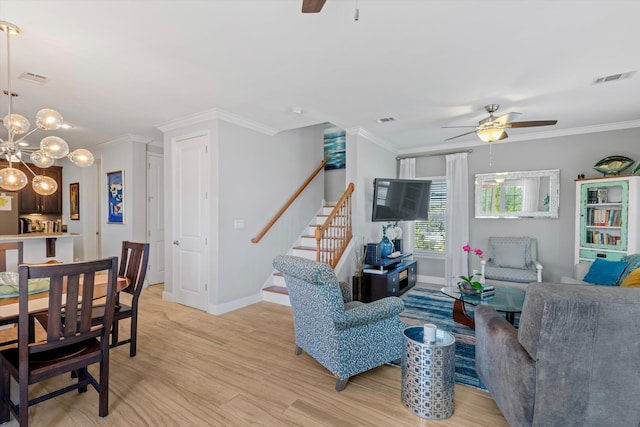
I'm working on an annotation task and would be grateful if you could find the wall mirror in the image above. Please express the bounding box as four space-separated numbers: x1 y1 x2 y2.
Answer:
475 169 560 219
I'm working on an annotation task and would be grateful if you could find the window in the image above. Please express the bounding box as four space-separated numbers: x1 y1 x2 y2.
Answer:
415 180 447 253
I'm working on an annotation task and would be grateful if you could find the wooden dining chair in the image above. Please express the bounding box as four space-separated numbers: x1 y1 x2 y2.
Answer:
0 242 27 347
94 241 149 357
0 241 23 272
0 257 118 426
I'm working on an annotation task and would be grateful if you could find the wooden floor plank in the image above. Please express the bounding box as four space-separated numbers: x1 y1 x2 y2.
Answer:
0 284 507 426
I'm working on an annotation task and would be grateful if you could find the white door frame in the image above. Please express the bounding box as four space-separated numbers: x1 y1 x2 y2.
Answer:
146 152 164 285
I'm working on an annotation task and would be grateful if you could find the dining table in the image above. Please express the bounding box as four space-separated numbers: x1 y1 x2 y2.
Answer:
0 271 129 322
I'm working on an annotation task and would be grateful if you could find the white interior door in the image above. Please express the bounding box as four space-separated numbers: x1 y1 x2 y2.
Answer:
172 133 209 311
147 152 164 285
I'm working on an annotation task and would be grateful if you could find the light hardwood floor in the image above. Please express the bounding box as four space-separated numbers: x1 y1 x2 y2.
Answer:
0 285 508 426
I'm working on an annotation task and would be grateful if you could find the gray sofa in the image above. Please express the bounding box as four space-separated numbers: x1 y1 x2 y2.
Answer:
475 282 640 427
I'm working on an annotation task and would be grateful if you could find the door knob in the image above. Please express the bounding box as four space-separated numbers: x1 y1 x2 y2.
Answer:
173 240 180 245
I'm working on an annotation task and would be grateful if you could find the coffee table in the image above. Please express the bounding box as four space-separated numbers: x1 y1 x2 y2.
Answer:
440 286 525 329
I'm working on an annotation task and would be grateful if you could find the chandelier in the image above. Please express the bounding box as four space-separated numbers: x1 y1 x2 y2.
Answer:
0 21 94 196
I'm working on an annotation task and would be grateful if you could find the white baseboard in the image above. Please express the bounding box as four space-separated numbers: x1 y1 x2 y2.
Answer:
162 290 174 302
209 292 263 315
417 275 445 286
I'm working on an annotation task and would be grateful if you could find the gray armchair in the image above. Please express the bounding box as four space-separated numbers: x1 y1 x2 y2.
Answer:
480 236 542 290
475 282 640 427
273 255 406 391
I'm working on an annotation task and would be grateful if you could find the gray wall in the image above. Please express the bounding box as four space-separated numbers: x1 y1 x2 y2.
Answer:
413 127 640 282
216 121 324 304
324 168 346 203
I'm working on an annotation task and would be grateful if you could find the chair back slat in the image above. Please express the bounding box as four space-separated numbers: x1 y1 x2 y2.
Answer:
46 276 65 341
0 241 23 272
79 272 96 332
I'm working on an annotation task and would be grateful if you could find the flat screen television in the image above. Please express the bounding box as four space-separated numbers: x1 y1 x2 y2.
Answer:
371 178 431 222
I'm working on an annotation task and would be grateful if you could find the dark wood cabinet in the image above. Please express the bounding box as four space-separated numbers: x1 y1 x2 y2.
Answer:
361 259 417 302
17 164 62 214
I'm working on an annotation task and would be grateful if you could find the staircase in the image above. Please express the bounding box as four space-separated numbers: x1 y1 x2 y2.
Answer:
262 205 339 306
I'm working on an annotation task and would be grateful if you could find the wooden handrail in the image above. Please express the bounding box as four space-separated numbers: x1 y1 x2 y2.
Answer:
251 160 327 244
314 182 354 268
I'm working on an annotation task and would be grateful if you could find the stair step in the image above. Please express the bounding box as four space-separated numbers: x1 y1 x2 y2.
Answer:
262 285 288 295
262 286 291 306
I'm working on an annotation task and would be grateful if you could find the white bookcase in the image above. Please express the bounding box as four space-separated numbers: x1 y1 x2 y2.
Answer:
574 176 640 264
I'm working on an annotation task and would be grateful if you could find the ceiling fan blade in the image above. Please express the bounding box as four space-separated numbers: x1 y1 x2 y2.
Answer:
302 0 326 13
507 120 558 128
445 130 477 141
493 112 522 126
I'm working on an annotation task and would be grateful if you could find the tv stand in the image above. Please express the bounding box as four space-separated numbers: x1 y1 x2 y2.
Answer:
360 253 417 302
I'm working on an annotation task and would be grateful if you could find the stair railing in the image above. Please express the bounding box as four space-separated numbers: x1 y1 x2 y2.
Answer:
251 160 327 244
315 182 354 268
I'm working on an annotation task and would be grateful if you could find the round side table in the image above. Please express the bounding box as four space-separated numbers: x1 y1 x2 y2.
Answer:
401 326 455 419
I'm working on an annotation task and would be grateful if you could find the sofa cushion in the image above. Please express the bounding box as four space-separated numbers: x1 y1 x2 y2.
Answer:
620 268 640 287
583 258 628 286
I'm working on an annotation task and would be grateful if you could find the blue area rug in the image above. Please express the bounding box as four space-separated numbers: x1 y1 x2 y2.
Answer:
399 286 487 391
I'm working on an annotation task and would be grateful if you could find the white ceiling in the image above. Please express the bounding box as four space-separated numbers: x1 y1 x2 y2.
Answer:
1 0 639 155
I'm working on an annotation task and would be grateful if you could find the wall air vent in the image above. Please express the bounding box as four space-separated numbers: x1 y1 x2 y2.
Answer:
593 71 636 85
18 71 48 85
375 117 396 123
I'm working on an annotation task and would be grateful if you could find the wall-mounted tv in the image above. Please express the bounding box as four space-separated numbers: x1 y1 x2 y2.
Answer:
371 178 431 222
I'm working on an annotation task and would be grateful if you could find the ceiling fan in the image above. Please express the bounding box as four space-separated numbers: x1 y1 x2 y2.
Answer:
302 0 327 13
444 104 558 142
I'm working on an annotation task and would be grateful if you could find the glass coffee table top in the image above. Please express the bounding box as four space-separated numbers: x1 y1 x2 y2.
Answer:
441 286 525 313
440 286 525 328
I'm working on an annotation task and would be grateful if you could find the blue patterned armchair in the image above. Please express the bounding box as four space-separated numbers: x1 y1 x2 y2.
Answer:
480 236 543 290
273 255 406 391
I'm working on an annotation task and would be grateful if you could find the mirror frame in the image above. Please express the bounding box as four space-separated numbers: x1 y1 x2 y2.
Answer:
475 169 560 219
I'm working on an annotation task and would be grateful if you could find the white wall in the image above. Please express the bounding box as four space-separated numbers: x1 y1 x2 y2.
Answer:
160 113 324 311
344 129 397 281
216 121 324 306
324 168 346 203
62 135 150 261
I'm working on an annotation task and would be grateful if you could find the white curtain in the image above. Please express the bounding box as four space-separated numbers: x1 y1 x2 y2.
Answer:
444 152 469 286
399 158 416 253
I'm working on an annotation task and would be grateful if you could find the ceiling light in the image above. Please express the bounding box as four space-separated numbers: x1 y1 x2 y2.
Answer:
476 127 506 143
0 21 94 195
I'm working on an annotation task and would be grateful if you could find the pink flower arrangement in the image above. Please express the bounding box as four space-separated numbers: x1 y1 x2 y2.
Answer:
459 245 484 290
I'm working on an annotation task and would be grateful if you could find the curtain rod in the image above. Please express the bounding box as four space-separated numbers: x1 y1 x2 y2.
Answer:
396 148 473 160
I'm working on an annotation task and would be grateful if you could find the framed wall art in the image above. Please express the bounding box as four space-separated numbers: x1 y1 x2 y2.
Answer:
107 170 124 224
69 182 80 220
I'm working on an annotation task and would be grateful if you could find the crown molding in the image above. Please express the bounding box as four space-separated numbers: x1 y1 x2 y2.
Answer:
87 134 153 151
345 127 398 153
156 108 280 136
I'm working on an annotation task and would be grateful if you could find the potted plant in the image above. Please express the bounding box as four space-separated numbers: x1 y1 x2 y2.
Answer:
458 245 484 295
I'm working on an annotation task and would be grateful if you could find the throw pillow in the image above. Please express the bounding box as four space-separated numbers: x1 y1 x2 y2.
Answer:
492 241 528 269
620 268 640 287
583 258 628 286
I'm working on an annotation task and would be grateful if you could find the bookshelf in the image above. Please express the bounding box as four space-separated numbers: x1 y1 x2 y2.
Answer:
575 176 640 264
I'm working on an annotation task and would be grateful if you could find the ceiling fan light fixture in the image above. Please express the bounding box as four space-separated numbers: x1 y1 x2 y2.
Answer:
476 127 506 143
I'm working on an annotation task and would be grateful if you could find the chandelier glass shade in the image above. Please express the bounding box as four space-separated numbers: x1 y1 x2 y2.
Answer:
0 21 94 195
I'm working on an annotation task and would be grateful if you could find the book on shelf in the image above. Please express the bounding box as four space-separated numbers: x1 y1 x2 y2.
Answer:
597 188 608 204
